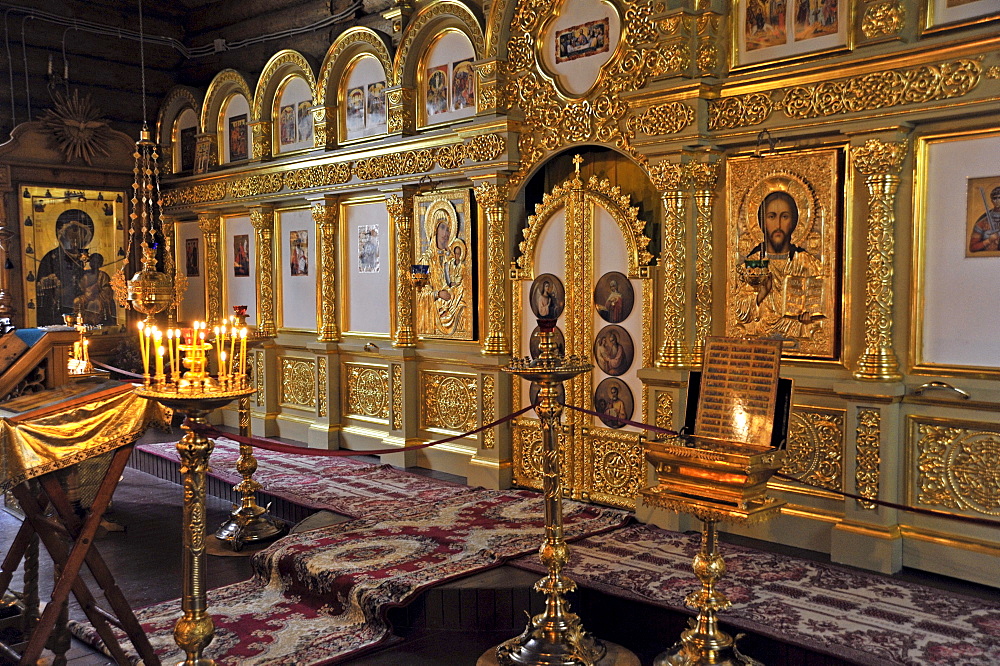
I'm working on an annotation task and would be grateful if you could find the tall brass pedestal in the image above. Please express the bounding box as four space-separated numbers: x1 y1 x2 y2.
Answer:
485 322 639 666
137 386 253 666
644 436 785 666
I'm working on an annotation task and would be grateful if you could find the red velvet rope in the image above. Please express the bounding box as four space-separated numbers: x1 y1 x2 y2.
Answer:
100 363 998 530
191 404 534 457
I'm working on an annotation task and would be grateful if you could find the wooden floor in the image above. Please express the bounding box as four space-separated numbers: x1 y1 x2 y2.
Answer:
2 428 996 665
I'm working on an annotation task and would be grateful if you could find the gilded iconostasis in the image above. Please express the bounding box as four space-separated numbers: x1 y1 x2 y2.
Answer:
0 0 996 588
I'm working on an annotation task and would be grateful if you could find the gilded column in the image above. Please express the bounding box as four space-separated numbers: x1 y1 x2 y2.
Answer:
310 105 329 150
312 201 340 342
473 178 510 355
688 160 719 365
249 206 276 336
852 139 905 381
197 213 222 324
651 161 690 367
193 133 217 174
386 192 416 347
161 215 179 327
250 120 272 162
386 85 415 136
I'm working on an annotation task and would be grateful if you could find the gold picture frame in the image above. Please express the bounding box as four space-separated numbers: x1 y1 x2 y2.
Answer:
732 0 854 69
911 128 1000 376
921 0 999 33
725 148 842 359
412 188 475 340
19 185 127 328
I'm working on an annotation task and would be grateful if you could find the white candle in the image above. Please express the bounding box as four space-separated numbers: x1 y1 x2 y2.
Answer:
156 345 165 378
239 328 247 377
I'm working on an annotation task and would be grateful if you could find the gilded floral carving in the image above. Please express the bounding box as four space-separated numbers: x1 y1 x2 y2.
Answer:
420 372 478 432
784 408 844 491
162 182 227 208
346 364 389 419
284 163 352 191
482 375 496 449
708 93 773 130
229 173 283 199
627 102 695 136
862 1 905 39
280 358 316 408
915 420 1000 516
856 408 880 509
391 364 402 430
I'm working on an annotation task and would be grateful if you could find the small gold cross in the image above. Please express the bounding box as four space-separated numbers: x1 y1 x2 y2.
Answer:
572 154 583 173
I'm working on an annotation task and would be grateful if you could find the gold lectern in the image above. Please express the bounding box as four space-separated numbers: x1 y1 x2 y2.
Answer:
642 337 791 666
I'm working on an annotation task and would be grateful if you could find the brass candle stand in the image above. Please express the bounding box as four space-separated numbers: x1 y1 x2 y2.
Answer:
643 436 786 666
134 321 254 665
214 316 286 551
483 318 638 666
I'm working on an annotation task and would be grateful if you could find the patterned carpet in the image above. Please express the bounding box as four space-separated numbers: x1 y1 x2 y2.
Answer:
73 489 630 665
136 438 476 518
510 524 1000 666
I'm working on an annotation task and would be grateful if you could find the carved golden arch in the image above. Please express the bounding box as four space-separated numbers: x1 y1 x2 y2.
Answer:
155 86 202 146
252 49 317 120
513 169 653 281
317 27 395 106
393 0 486 87
200 69 254 131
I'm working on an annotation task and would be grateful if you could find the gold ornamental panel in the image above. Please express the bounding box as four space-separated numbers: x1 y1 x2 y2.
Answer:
391 364 402 430
655 391 674 431
783 407 845 491
162 182 227 208
912 417 1000 517
855 408 880 509
345 363 390 420
419 371 478 433
584 427 644 510
482 375 497 449
317 357 328 418
279 357 317 409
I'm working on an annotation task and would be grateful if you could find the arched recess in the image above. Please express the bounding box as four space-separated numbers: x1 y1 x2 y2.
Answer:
200 69 253 165
155 86 201 174
510 152 655 510
254 50 317 155
393 1 485 109
316 27 394 146
317 28 394 145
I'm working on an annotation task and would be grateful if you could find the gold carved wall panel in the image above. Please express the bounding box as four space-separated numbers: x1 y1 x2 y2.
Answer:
345 363 390 420
784 406 845 491
279 357 317 409
912 417 1000 517
419 371 478 433
317 357 328 418
585 428 645 510
482 375 496 449
391 364 402 430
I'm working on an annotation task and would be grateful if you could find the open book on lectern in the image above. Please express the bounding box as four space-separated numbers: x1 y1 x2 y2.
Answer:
679 337 792 451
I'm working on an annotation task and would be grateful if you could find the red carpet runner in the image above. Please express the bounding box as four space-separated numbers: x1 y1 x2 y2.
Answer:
510 524 1000 666
73 488 630 664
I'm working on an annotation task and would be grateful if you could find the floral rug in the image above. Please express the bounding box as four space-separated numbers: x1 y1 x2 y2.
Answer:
136 438 477 518
510 523 1000 666
72 489 631 665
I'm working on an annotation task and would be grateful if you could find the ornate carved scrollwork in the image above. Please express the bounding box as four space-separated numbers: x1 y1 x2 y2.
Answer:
915 420 1000 516
249 207 276 337
312 202 340 342
852 139 906 381
385 193 416 347
346 364 390 419
474 180 510 355
856 408 881 509
785 407 845 491
280 358 317 408
420 372 478 432
198 213 222 324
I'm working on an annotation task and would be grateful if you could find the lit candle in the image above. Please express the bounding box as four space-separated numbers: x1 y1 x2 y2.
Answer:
145 327 154 377
220 351 227 380
229 326 237 379
156 345 165 379
239 328 247 378
166 329 175 377
214 326 222 374
83 339 89 365
174 328 182 378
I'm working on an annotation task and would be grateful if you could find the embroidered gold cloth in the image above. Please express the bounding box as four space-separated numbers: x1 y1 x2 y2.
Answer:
0 383 170 491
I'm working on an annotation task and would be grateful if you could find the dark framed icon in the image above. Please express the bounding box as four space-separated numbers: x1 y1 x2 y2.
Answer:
593 270 634 323
593 324 633 376
529 273 565 320
185 238 199 277
233 234 250 277
594 377 633 429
